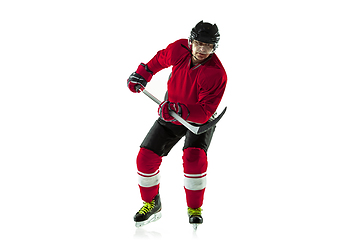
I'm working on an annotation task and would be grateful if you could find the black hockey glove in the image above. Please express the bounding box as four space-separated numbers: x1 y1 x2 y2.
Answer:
127 63 153 93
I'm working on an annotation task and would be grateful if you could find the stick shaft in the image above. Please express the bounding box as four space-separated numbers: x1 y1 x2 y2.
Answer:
141 89 162 105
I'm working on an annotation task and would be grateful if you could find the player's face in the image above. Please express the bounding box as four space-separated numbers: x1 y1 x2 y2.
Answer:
191 40 214 62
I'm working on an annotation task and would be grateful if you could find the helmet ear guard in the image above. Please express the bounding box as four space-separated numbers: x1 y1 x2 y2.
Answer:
188 20 220 52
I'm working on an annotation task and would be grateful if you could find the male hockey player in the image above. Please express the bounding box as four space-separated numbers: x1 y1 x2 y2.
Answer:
127 21 227 228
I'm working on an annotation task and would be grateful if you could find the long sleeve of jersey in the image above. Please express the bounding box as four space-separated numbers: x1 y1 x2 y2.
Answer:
146 39 227 124
146 40 184 74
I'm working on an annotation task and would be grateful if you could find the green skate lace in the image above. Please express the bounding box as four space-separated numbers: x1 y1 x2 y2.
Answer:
139 200 155 215
188 207 202 216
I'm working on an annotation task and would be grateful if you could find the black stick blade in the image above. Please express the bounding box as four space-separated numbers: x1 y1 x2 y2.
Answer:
196 107 227 135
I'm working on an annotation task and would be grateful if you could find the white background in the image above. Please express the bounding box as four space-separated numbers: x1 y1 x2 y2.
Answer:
1 0 359 239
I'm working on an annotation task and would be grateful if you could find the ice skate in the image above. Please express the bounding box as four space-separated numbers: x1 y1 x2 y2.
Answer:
134 194 162 227
188 207 203 230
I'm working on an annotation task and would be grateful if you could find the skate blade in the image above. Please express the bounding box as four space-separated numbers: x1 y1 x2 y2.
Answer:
192 223 199 230
135 212 162 228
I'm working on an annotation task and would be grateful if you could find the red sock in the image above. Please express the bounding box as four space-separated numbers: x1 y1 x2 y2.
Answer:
183 148 208 209
136 148 162 202
185 188 206 209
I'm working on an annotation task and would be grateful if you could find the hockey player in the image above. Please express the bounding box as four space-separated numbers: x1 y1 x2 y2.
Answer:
127 21 227 228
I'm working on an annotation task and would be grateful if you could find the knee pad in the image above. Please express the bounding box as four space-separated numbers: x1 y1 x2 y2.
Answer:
182 147 208 175
136 148 162 174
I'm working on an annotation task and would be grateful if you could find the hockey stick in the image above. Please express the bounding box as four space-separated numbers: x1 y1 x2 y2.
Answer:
138 87 227 135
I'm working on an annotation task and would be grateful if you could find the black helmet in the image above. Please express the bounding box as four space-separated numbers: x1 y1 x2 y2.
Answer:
189 20 220 51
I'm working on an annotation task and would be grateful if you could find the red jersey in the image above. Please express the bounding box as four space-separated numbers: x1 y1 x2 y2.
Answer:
146 39 227 124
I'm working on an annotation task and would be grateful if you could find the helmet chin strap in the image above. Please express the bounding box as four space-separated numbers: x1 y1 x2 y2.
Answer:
192 54 199 61
181 44 195 58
